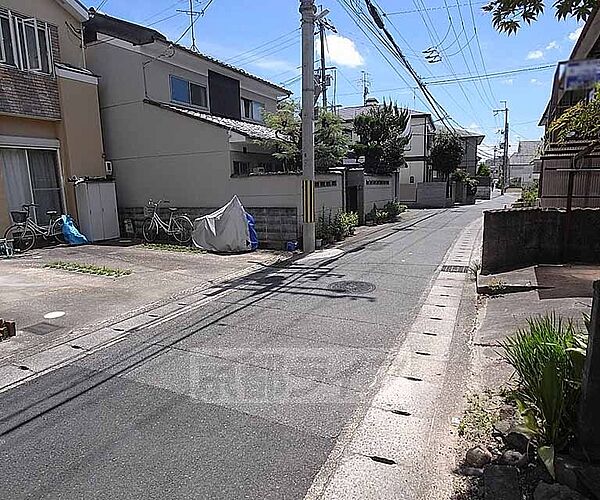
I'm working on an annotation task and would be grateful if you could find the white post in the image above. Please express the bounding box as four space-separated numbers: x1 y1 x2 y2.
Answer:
300 0 316 253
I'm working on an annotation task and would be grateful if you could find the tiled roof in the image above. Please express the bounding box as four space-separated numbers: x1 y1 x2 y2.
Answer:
510 140 542 165
151 101 282 141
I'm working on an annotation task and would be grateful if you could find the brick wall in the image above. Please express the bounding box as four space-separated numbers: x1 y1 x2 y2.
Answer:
118 206 299 250
481 208 600 274
0 25 61 120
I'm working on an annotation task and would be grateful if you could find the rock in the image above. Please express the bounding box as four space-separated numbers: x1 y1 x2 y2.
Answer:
533 482 588 500
493 419 512 437
499 450 527 467
460 466 484 477
504 431 530 453
484 465 520 500
466 445 493 468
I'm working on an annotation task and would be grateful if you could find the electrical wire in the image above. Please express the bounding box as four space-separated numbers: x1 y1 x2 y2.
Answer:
226 29 299 64
385 1 487 16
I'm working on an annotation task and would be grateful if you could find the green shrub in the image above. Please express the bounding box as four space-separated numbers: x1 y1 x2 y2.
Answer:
500 313 587 473
383 201 407 221
316 209 359 243
520 181 539 206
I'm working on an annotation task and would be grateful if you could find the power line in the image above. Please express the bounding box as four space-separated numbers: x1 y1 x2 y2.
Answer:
468 0 498 106
226 29 299 64
385 1 487 16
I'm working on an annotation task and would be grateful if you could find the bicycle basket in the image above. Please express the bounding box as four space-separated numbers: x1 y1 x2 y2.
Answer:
143 206 155 217
10 211 28 224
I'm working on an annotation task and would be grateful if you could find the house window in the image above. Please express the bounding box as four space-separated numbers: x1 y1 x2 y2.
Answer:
315 180 337 188
0 148 62 224
170 75 207 108
0 11 51 73
232 160 251 176
241 97 265 122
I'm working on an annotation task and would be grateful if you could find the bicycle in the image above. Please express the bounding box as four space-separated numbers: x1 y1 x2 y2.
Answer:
142 199 193 244
3 204 66 253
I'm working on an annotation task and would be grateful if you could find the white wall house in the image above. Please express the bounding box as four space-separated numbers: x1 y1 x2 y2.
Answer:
337 100 451 208
84 11 306 247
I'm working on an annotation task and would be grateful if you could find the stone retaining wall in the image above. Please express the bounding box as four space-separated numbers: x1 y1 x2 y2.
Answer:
119 206 299 249
481 207 600 274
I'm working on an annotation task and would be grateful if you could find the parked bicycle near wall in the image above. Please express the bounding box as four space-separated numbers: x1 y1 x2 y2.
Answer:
3 204 65 253
142 199 193 244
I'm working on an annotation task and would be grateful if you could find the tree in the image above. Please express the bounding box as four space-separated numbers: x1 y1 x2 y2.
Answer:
430 133 464 179
259 100 302 172
483 0 596 34
353 101 411 175
477 163 491 177
548 83 600 142
315 110 350 173
259 101 349 173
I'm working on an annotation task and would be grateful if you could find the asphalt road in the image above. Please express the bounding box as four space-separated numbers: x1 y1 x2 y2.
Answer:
0 199 507 500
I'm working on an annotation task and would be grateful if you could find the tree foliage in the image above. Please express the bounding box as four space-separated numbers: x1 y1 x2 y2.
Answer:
259 101 349 173
315 110 350 173
548 84 600 143
352 101 411 175
430 133 464 179
483 0 596 34
477 162 491 177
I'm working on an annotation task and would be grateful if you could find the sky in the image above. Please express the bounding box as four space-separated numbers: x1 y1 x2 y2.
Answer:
91 0 586 159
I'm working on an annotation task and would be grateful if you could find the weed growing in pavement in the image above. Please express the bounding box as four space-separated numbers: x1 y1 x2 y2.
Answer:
487 279 508 293
45 261 132 277
143 243 204 253
458 389 502 442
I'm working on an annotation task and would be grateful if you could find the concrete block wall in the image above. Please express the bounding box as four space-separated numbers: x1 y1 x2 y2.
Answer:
415 182 452 208
118 206 298 249
481 207 600 274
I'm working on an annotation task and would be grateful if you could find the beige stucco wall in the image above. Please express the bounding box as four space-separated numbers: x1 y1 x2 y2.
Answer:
2 0 85 67
364 175 394 212
315 172 343 216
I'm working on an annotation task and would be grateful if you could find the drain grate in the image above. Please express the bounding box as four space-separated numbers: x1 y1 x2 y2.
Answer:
23 321 62 336
328 281 376 294
441 265 470 273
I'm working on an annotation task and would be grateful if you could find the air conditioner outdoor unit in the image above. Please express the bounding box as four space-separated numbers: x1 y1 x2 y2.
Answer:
105 160 113 176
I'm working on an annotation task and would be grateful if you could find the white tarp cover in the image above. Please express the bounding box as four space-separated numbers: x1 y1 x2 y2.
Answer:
192 195 250 252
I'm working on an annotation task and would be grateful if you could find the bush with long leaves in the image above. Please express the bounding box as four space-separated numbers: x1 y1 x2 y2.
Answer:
500 313 588 451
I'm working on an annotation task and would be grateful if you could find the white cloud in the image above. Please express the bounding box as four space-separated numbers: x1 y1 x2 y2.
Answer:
530 78 543 86
501 78 514 85
527 50 544 60
546 41 559 50
569 25 584 41
252 58 295 72
466 122 482 134
318 34 364 68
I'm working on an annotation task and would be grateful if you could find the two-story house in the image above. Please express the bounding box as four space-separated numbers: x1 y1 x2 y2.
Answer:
338 100 451 208
83 11 305 248
0 0 105 230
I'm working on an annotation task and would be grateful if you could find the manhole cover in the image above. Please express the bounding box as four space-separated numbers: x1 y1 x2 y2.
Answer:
441 265 470 273
328 281 376 294
23 321 63 336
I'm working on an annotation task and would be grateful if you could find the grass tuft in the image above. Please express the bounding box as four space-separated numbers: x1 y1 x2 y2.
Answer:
45 261 132 277
143 243 203 253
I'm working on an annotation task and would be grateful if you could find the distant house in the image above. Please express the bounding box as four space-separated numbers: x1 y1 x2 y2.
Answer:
455 128 485 176
337 99 451 209
83 11 306 247
538 5 600 208
509 140 541 187
0 0 105 230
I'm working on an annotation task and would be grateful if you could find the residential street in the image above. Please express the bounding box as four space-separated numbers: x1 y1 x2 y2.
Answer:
0 196 511 500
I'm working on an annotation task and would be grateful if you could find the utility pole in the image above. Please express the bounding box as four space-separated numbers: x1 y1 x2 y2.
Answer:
319 19 327 110
361 71 370 106
178 0 199 52
300 0 316 253
494 101 509 195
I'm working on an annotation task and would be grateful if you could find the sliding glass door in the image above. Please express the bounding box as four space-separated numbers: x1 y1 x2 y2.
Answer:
1 148 62 224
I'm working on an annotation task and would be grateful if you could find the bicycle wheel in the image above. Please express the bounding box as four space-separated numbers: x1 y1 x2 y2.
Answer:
142 218 159 243
50 218 66 244
4 224 36 253
172 216 194 244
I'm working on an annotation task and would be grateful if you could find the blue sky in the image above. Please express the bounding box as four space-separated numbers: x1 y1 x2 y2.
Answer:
91 0 584 158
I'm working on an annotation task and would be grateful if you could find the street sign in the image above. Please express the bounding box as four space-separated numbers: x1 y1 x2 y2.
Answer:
565 59 600 90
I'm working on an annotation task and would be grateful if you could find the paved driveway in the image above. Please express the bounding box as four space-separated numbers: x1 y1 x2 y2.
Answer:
0 242 288 363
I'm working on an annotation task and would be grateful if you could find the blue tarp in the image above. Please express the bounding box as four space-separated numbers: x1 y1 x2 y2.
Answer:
61 215 88 245
246 212 258 250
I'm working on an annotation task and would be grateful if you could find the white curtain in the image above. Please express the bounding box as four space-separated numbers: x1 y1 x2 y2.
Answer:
0 148 31 215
